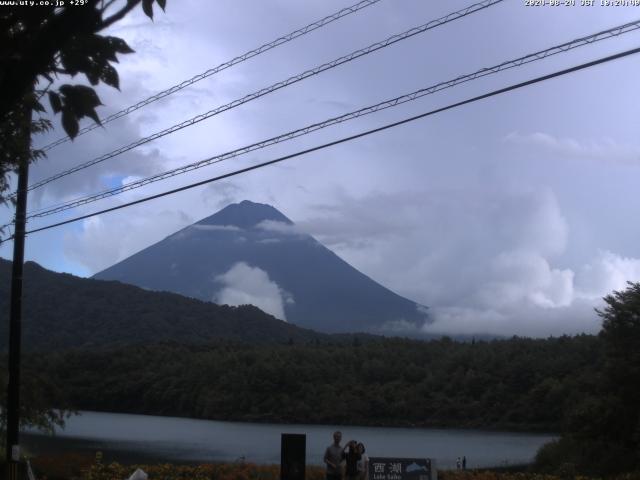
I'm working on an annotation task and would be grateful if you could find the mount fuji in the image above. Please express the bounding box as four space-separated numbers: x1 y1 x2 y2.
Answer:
93 200 429 334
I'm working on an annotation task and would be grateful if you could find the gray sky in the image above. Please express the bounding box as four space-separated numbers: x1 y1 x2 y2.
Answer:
2 0 640 337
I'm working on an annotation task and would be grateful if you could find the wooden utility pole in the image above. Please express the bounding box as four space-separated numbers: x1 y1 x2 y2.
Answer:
5 98 32 478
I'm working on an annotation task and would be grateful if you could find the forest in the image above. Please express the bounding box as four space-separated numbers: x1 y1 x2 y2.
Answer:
20 335 600 432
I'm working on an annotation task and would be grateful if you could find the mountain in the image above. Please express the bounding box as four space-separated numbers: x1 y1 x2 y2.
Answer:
0 258 332 351
94 200 430 334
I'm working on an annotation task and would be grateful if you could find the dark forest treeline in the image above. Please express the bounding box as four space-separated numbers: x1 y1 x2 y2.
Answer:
22 334 601 432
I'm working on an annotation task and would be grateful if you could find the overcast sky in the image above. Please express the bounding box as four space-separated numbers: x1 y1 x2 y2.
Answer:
2 0 640 337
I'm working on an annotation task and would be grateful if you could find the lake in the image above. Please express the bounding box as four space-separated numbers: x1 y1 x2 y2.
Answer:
23 411 555 470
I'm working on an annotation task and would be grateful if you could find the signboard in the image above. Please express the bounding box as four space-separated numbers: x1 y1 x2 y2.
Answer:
368 457 433 480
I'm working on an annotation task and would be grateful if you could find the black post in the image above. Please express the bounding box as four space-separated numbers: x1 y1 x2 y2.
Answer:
281 433 306 480
5 101 31 475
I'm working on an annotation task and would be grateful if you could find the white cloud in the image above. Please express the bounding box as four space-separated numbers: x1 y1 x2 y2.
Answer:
64 209 193 273
201 182 244 210
300 188 640 337
190 224 242 232
477 250 574 309
256 220 305 236
213 262 293 320
422 300 602 338
303 188 571 304
418 249 640 337
575 250 640 301
504 131 640 165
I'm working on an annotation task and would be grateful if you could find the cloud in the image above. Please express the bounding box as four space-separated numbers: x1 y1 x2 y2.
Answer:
422 300 602 338
303 188 570 302
504 132 640 165
476 250 574 309
201 182 244 210
575 250 640 301
190 224 241 232
213 262 293 320
299 188 640 337
256 220 305 236
64 208 193 273
426 247 640 336
28 86 175 211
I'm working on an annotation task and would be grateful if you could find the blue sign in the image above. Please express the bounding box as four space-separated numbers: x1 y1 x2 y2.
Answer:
368 457 432 480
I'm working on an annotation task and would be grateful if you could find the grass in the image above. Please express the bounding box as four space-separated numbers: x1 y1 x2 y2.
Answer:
2 453 638 480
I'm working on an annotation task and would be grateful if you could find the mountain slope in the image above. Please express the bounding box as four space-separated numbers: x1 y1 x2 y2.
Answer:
0 258 329 351
94 200 429 333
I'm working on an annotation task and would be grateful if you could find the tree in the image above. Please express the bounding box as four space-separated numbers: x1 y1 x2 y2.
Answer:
597 281 640 454
0 360 73 438
0 0 167 206
535 282 640 475
0 0 168 441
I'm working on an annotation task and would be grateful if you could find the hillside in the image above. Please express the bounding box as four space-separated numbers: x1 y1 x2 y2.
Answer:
0 258 331 351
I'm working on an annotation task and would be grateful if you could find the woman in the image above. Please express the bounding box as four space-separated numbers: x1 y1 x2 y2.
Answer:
343 440 361 480
357 443 369 480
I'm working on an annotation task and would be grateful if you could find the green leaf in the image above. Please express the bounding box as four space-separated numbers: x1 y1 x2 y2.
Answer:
86 69 100 86
142 0 154 19
58 84 75 97
85 107 101 126
70 85 102 110
100 64 120 90
97 36 119 62
33 100 46 113
108 37 135 54
59 53 80 76
31 118 52 135
61 108 79 139
59 85 103 126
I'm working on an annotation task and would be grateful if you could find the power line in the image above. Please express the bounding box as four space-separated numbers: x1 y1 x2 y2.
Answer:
10 45 639 242
21 0 504 196
25 19 640 220
39 0 385 152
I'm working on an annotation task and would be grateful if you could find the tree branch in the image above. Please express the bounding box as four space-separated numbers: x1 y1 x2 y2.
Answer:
100 0 120 14
100 0 141 30
35 79 54 101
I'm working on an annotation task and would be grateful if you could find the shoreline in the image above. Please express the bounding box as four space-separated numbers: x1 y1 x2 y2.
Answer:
44 408 560 436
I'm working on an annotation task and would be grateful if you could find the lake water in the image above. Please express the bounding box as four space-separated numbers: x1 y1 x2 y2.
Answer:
23 411 555 470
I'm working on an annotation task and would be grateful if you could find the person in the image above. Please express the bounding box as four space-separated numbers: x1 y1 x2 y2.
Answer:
462 456 466 470
324 431 344 480
343 440 361 480
356 442 369 480
456 457 461 470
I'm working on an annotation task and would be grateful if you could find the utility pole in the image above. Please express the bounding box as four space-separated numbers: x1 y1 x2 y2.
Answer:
5 97 32 478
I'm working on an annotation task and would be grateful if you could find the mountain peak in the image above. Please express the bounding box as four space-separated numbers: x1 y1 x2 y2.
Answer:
94 200 430 334
196 200 293 229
